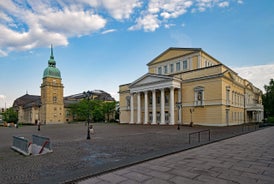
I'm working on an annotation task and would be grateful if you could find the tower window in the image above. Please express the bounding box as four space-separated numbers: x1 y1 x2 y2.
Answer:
53 96 57 103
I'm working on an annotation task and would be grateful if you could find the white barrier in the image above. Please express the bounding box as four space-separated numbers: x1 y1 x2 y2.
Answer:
11 136 31 156
11 135 52 156
31 135 53 155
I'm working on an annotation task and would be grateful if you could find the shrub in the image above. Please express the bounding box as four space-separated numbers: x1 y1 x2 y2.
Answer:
267 116 274 124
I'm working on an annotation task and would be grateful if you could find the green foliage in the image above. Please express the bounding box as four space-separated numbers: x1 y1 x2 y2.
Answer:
2 108 18 123
267 117 274 124
263 78 274 117
69 99 117 122
102 101 117 122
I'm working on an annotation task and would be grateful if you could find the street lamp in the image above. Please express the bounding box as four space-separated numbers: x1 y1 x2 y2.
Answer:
176 102 182 130
190 108 195 127
83 91 92 140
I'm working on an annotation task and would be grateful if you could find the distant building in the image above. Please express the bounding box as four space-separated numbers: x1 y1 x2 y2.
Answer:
119 48 264 126
13 46 115 124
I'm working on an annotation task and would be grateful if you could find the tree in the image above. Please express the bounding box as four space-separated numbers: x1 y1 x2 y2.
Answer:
3 108 18 123
102 101 117 122
69 99 105 122
263 78 274 118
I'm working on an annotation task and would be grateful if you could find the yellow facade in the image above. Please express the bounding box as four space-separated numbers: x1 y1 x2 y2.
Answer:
119 48 264 126
40 77 64 124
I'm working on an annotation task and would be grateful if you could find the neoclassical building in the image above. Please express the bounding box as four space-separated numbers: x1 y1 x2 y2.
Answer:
119 48 264 126
13 46 115 124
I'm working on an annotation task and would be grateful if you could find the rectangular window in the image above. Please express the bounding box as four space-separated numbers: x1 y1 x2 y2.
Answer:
157 96 160 104
176 62 180 72
164 65 168 74
226 87 230 105
194 87 204 106
53 96 57 103
165 95 169 104
158 67 162 74
170 64 174 73
183 60 188 70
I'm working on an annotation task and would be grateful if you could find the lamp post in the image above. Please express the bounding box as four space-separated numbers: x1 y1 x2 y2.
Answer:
83 91 92 140
176 102 182 130
190 108 195 127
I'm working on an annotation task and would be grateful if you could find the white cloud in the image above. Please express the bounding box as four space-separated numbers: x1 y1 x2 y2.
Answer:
101 0 142 20
0 0 106 56
219 1 229 8
233 64 274 92
129 14 160 32
101 29 117 34
0 95 6 99
0 0 241 55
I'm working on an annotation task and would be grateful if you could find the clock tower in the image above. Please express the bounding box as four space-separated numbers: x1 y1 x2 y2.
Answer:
40 45 64 124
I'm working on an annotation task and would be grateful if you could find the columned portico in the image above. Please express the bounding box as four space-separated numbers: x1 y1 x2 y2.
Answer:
128 73 181 125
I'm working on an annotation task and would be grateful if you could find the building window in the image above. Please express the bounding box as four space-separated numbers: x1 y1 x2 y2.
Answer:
165 94 169 104
226 86 230 105
176 62 180 72
183 60 188 70
164 65 168 74
194 86 204 106
126 96 131 109
149 95 152 105
158 67 162 74
170 64 174 73
157 95 160 104
53 96 57 103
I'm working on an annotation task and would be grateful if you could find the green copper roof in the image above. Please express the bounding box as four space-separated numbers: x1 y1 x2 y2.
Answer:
43 45 61 79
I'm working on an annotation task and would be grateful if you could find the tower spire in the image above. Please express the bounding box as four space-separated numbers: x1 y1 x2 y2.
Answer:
48 44 56 67
50 44 54 59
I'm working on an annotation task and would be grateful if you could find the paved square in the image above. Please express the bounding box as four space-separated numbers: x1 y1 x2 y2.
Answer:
78 127 274 184
0 123 261 183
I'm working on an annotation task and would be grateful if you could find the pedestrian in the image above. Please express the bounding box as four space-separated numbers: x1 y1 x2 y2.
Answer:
89 125 94 134
38 120 41 131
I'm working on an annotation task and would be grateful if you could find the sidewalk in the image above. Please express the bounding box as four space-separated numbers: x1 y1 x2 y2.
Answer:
77 127 274 184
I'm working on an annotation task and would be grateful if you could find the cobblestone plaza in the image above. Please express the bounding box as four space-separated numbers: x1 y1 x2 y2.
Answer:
0 123 267 183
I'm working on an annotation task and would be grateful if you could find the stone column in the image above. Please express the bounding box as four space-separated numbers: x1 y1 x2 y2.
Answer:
144 91 148 124
169 87 175 125
152 90 156 125
130 93 134 124
160 88 165 125
137 92 141 124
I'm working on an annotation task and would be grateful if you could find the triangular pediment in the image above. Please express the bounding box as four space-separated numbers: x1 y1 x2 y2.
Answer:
129 73 174 88
147 48 201 66
245 82 254 91
223 70 235 81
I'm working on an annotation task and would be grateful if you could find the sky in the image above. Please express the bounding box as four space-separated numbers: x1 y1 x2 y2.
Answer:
0 0 274 108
